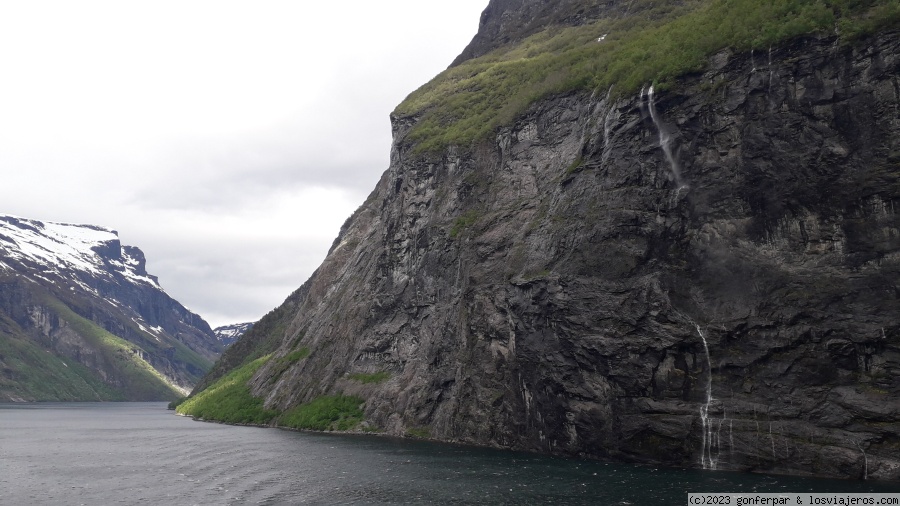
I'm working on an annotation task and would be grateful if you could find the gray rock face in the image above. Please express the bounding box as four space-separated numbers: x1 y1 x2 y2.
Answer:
215 32 900 480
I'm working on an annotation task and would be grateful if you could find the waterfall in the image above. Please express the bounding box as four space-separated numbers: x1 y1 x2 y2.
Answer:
769 422 776 459
602 101 618 162
603 107 614 152
695 323 717 470
729 418 734 456
646 86 687 189
854 440 868 480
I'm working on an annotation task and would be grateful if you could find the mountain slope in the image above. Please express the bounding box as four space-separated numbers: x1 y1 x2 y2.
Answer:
0 215 222 401
184 1 900 480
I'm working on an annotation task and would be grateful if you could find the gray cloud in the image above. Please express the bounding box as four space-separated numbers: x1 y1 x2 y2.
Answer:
0 1 485 328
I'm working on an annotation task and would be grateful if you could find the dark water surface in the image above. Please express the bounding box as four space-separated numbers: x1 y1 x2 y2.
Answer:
1 403 897 505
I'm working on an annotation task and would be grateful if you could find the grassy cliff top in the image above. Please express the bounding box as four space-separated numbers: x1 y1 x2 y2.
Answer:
395 0 900 153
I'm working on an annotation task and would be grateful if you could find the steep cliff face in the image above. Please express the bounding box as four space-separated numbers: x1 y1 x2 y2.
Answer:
0 215 222 401
192 6 900 479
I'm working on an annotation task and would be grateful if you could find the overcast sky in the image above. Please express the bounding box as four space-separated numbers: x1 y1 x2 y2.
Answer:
0 1 487 328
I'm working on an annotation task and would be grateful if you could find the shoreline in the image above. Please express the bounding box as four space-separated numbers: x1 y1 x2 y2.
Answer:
174 409 897 485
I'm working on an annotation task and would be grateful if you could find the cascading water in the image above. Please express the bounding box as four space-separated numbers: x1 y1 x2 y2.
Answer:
854 440 868 480
645 87 720 470
602 91 619 163
602 107 615 160
695 323 718 470
645 86 687 190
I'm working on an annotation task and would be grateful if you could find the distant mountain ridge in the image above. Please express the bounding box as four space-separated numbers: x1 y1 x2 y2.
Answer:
214 322 254 346
0 214 222 401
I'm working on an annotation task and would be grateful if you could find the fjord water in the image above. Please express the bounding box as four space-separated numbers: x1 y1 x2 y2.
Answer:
2 404 897 505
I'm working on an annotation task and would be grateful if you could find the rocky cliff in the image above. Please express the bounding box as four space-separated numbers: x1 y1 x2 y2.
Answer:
189 3 900 481
0 215 222 401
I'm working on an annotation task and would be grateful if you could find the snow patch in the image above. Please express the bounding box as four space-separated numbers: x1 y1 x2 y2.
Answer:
214 322 254 345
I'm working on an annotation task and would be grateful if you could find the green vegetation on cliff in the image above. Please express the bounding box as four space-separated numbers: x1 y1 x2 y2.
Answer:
396 0 900 152
0 289 184 401
177 0 900 452
177 354 366 431
280 395 364 431
46 280 214 386
46 300 184 401
0 328 122 401
192 289 303 394
450 210 481 238
176 355 277 424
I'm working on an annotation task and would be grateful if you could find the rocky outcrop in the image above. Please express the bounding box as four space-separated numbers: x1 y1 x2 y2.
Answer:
207 31 900 481
0 216 222 400
452 0 611 66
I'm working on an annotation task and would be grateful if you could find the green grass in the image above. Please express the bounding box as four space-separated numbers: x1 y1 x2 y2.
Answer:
396 0 900 152
177 360 371 433
348 371 391 384
279 395 365 431
265 346 313 382
450 210 481 238
281 347 311 363
176 355 278 424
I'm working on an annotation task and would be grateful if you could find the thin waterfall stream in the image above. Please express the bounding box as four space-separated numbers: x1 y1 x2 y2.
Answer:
644 84 723 471
645 86 687 190
695 323 718 470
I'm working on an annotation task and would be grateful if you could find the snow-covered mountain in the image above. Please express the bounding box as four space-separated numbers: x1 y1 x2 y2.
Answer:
0 214 222 401
0 216 159 290
213 322 254 347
